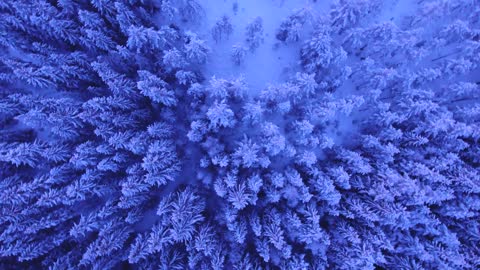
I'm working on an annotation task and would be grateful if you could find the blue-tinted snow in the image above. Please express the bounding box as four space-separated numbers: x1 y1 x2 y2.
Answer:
199 0 332 94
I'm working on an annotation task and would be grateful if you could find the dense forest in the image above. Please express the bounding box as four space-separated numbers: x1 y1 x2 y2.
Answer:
0 0 479 269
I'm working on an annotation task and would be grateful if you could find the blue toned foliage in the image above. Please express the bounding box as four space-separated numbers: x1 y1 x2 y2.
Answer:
0 0 479 269
245 17 265 51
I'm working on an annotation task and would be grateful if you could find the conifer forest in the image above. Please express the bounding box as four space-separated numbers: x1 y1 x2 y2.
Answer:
0 0 479 269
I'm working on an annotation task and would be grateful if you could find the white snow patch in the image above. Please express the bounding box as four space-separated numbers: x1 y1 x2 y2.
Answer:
376 0 418 27
194 0 332 94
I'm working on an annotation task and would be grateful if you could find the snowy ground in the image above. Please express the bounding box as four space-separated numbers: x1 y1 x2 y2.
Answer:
195 0 332 94
186 0 421 145
187 0 419 95
377 0 418 27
